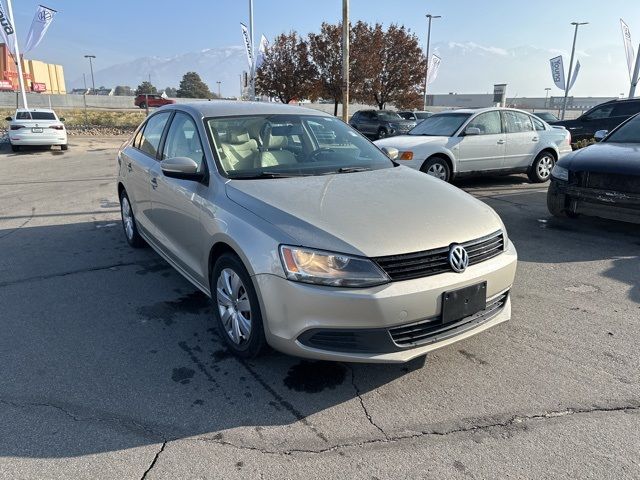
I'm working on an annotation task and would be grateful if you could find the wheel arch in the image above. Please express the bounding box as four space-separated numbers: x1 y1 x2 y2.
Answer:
421 152 455 175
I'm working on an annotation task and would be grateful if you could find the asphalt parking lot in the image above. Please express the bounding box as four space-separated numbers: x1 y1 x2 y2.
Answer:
0 137 638 479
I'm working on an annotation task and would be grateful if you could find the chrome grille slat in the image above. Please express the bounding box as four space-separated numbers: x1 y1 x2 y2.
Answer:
373 231 504 281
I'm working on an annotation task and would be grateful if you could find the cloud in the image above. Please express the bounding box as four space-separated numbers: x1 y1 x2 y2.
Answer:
447 41 508 56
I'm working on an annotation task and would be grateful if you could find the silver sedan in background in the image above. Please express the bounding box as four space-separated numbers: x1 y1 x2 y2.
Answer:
117 102 517 363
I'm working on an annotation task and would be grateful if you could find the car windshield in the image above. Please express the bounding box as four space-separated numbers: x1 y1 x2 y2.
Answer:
408 113 472 136
378 112 402 121
603 114 640 143
415 112 432 119
16 111 56 120
206 114 395 178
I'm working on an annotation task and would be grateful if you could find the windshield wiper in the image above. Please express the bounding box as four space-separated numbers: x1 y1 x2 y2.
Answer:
334 166 371 173
228 171 305 179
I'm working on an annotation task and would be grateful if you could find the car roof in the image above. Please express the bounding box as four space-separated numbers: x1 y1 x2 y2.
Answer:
161 100 332 118
434 107 535 116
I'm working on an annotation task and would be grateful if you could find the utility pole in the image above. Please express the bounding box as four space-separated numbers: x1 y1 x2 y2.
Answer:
217 81 222 99
423 14 441 110
629 46 640 98
544 87 551 108
84 55 96 93
249 0 255 101
561 22 588 120
341 0 349 122
5 0 28 109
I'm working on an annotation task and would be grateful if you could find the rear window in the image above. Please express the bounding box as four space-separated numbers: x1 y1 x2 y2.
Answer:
16 111 56 120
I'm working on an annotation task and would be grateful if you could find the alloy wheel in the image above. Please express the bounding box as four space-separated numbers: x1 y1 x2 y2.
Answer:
121 196 134 240
427 163 448 181
537 155 554 180
216 268 252 345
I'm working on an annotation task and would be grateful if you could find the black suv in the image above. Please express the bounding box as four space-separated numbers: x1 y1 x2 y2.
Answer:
550 98 640 143
349 110 416 139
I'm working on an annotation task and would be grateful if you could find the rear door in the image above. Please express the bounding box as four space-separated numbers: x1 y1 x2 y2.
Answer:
148 112 209 284
608 102 640 131
121 111 172 237
456 111 506 172
501 111 539 169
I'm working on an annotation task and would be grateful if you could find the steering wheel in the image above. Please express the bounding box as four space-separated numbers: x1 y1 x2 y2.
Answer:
308 147 336 162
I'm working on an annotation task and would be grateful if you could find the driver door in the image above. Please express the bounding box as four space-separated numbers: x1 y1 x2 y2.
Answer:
456 111 506 172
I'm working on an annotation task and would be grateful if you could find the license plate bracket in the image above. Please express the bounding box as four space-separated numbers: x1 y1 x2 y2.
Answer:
31 128 43 133
441 282 487 324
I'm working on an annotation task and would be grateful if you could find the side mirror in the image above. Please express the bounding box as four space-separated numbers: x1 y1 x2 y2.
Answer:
59 117 65 122
381 146 399 160
5 116 11 121
594 130 608 141
161 157 203 180
464 127 481 136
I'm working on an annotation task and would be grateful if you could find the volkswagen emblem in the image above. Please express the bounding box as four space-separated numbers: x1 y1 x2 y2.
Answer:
448 244 469 273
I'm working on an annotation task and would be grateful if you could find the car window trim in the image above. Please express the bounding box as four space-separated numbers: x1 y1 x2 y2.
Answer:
132 110 173 159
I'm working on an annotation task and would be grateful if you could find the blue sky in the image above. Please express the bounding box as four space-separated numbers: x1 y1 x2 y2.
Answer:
10 0 640 96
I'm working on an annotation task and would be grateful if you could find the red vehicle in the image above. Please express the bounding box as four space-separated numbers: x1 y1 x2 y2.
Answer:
134 94 175 109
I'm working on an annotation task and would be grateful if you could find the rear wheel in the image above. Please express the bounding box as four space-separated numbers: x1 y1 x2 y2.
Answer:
421 156 451 182
211 253 266 359
139 102 146 109
11 144 19 152
529 151 555 183
119 190 146 248
377 128 388 139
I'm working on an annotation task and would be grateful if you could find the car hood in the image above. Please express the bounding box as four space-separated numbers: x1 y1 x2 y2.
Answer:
374 135 449 149
558 142 640 175
225 167 503 257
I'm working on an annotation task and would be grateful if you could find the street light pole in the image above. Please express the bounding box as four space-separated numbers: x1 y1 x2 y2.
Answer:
423 14 441 110
561 22 588 120
342 0 349 122
84 55 96 93
544 87 551 108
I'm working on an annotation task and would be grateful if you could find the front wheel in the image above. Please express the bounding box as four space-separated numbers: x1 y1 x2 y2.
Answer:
139 102 146 109
529 152 555 183
421 157 451 182
377 128 388 139
11 144 19 152
211 254 266 358
119 190 146 248
61 144 68 151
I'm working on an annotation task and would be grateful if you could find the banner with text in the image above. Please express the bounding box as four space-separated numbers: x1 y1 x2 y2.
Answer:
549 56 565 91
256 34 269 69
24 5 56 53
620 19 635 80
240 23 254 70
0 1 17 55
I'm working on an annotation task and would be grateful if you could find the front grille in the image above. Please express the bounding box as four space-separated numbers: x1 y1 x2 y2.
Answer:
373 231 504 282
389 291 509 347
585 172 640 194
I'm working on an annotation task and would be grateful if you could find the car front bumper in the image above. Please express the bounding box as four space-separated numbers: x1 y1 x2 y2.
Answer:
254 239 517 363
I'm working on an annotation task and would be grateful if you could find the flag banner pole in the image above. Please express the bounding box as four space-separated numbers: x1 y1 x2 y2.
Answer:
4 0 28 109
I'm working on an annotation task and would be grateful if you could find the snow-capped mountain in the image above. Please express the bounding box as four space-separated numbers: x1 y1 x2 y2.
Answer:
70 46 247 97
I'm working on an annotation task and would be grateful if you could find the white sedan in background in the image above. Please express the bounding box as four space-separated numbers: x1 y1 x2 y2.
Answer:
375 108 572 183
6 108 68 152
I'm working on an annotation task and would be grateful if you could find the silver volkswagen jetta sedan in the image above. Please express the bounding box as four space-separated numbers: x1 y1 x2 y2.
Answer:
117 102 517 363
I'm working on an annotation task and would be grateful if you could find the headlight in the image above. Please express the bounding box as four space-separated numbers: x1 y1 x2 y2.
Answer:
551 165 569 181
279 246 389 287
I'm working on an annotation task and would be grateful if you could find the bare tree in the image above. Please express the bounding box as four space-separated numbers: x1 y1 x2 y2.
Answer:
256 32 317 104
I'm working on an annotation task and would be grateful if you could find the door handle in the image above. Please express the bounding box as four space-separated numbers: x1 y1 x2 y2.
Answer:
127 162 132 172
150 177 158 189
532 137 539 142
497 139 506 145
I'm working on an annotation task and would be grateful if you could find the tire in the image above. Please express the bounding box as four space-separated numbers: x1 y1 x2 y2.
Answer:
377 128 388 139
547 189 568 218
11 144 19 152
528 151 555 183
139 102 146 109
420 156 451 182
61 144 68 151
119 190 146 248
211 253 266 359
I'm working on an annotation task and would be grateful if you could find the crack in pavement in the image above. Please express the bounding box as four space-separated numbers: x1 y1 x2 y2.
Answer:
0 207 35 240
192 402 640 457
347 365 388 439
0 261 141 288
141 441 167 480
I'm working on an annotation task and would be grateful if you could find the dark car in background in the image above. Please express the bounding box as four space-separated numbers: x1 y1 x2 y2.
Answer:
349 110 416 139
547 113 640 224
397 110 434 123
549 98 640 143
533 111 559 123
134 94 176 109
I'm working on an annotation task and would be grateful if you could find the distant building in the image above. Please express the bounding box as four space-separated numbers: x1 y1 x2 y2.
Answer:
0 43 66 94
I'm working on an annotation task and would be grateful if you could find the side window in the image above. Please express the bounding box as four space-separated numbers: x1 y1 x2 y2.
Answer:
584 105 614 120
467 111 502 135
163 112 205 170
133 125 145 148
611 102 640 117
532 116 546 131
138 112 171 158
503 111 534 133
